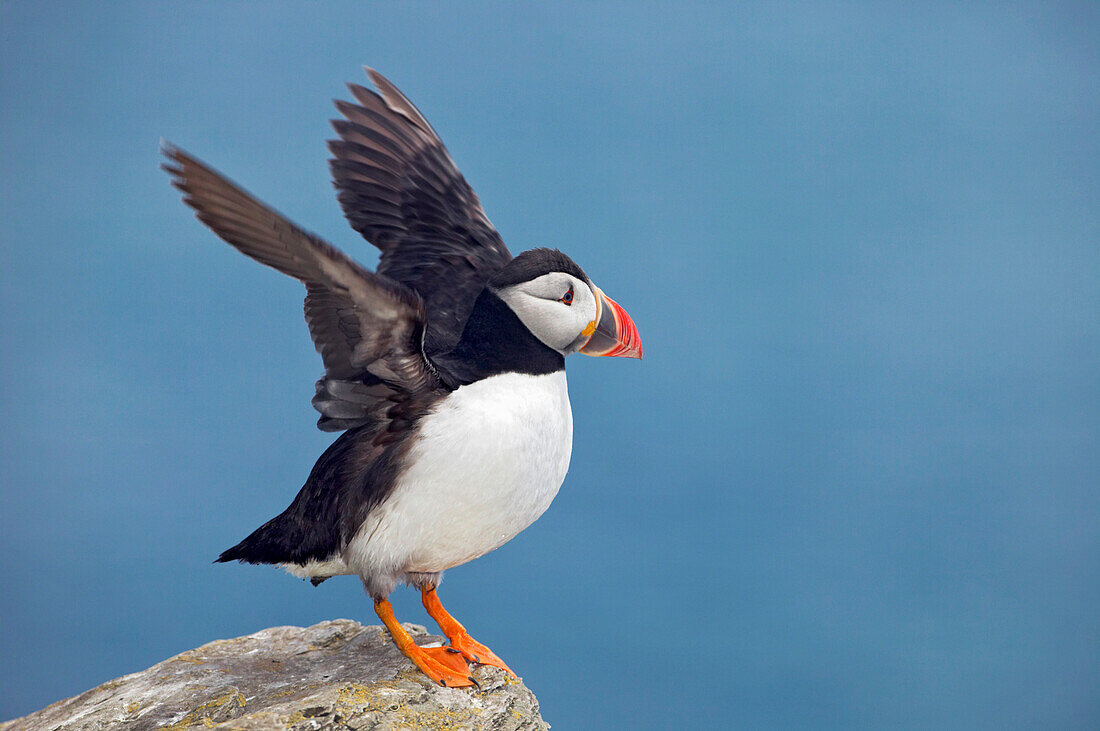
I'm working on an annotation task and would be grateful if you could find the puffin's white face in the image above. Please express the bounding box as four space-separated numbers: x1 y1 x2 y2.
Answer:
494 272 599 354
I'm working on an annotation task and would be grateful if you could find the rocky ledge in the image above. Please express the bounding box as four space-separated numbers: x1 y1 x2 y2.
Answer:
1 620 547 730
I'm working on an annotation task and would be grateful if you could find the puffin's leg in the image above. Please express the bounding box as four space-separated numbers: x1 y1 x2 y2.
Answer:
373 598 476 687
421 585 517 677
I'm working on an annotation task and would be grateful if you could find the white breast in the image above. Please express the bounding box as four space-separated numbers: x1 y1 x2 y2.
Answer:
344 370 573 578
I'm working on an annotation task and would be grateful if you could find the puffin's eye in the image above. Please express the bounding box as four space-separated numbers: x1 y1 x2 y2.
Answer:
560 286 574 305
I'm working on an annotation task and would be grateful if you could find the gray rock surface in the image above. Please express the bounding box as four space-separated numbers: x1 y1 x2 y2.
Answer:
1 619 548 730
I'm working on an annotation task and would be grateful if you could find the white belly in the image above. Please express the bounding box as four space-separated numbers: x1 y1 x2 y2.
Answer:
345 370 573 576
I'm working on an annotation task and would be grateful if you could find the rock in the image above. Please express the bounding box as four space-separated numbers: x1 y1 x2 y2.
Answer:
1 619 548 730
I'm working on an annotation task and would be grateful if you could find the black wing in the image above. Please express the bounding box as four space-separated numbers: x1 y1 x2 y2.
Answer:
329 68 513 354
162 144 440 431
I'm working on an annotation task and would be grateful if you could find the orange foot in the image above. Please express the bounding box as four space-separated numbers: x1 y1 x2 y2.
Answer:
401 642 477 688
422 586 517 678
374 598 476 687
444 631 515 677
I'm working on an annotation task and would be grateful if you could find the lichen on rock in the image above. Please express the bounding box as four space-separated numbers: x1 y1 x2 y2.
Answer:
1 620 548 730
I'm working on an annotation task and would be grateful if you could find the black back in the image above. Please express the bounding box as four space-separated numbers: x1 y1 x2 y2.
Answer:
433 289 565 387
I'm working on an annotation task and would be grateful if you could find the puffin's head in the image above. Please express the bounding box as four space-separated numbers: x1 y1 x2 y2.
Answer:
489 248 642 359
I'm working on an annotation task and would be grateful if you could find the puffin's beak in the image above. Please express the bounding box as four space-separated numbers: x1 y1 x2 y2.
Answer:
579 287 642 359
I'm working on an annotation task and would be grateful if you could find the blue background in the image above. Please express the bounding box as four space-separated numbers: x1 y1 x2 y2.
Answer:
1 2 1097 728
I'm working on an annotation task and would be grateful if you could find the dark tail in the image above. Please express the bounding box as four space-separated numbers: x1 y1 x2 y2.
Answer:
215 508 341 566
215 512 307 565
215 429 362 567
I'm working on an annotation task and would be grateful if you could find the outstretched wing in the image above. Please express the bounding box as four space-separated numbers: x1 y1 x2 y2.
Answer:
162 144 440 432
329 68 513 353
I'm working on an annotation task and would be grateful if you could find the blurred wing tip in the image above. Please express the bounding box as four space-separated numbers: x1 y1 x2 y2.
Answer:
333 97 362 119
159 143 208 179
159 139 192 163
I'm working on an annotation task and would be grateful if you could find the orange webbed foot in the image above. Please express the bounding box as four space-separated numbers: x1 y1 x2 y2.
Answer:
446 632 516 678
403 642 478 688
421 586 517 678
374 598 477 688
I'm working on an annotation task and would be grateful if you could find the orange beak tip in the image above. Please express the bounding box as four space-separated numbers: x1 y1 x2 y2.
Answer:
579 288 642 359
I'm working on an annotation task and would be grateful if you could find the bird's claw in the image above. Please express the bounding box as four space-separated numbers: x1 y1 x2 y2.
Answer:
405 644 476 688
447 633 516 678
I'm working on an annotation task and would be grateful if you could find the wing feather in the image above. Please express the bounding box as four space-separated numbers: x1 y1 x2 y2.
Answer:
162 144 440 431
330 69 513 353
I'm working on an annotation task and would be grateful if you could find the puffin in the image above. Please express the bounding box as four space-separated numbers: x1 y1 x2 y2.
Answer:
162 69 641 688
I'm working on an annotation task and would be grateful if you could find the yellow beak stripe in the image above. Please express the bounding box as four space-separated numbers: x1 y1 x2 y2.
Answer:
581 286 603 338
